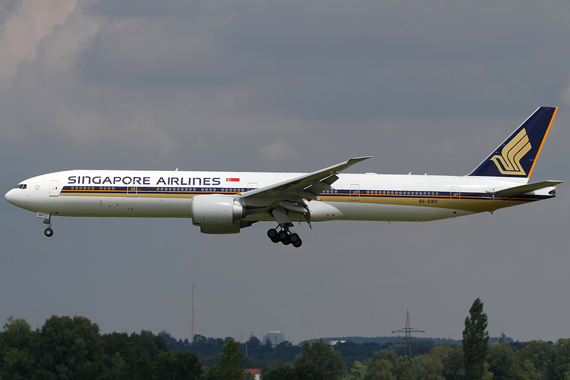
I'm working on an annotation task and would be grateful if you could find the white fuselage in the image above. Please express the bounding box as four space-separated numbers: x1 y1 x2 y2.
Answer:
4 169 553 224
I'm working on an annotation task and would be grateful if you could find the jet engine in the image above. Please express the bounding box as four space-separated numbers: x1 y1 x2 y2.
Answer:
191 194 252 234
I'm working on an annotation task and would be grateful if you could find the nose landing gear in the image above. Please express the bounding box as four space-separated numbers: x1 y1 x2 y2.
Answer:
41 214 53 237
267 227 302 248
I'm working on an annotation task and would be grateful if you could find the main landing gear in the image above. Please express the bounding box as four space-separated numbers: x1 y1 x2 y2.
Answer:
267 227 302 248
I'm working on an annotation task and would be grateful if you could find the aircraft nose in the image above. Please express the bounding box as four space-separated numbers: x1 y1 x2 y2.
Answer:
5 189 21 206
5 189 14 204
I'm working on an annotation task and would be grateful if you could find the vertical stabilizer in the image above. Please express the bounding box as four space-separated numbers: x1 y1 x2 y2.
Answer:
469 107 557 178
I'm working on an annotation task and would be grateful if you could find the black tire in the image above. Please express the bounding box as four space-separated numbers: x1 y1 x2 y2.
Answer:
278 231 289 241
292 238 303 248
281 236 291 245
44 228 54 237
289 233 300 243
267 228 278 239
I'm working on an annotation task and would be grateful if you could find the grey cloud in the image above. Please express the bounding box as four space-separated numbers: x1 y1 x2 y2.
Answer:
88 0 205 19
78 0 570 123
0 0 22 30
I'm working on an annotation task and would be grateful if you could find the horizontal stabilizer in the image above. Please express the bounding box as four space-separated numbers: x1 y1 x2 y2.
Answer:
487 180 563 197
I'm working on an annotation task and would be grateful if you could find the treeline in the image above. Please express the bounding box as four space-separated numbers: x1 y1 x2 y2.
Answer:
258 338 570 380
261 298 570 380
305 336 463 346
160 333 303 370
347 340 570 380
160 333 427 372
0 316 234 379
4 312 570 379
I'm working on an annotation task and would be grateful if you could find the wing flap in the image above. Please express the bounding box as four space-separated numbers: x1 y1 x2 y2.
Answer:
488 180 563 197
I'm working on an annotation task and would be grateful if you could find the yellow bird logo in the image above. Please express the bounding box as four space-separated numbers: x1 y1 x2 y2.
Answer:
490 128 531 176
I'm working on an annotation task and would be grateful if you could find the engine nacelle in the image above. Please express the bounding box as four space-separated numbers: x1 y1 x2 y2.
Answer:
191 194 249 228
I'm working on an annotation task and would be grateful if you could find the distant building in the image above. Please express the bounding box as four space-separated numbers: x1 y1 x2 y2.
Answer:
244 369 261 380
263 331 284 345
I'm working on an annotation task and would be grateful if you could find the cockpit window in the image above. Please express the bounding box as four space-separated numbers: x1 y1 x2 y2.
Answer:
15 184 27 189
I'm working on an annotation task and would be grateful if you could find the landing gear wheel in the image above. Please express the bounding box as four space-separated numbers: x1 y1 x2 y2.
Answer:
267 228 280 243
278 231 289 241
44 228 54 237
290 233 302 248
281 236 291 245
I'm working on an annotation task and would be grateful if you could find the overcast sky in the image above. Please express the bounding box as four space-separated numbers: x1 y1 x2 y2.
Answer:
2 0 570 345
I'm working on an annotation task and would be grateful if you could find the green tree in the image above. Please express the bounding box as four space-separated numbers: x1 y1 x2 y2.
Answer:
1 347 36 380
295 339 346 380
348 360 367 380
245 335 261 355
296 361 325 380
102 352 129 380
488 343 518 380
262 363 297 380
364 348 399 380
261 357 271 376
365 358 394 380
0 317 36 351
154 352 179 380
519 340 550 380
421 344 449 380
395 356 416 380
442 345 464 380
153 352 203 380
550 339 570 380
129 356 153 380
462 298 489 380
207 339 244 380
520 359 542 380
31 369 56 380
137 330 168 361
0 317 38 380
35 315 105 379
101 332 141 379
176 351 203 379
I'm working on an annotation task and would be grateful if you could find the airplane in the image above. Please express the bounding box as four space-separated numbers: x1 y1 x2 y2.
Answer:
5 107 562 248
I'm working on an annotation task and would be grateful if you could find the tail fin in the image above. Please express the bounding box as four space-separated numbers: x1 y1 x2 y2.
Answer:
469 107 557 178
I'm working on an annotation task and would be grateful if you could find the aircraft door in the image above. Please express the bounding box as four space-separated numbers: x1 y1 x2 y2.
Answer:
49 180 60 197
450 186 461 203
350 184 360 200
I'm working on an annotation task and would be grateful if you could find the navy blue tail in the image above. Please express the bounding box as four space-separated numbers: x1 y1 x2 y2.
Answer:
469 107 557 178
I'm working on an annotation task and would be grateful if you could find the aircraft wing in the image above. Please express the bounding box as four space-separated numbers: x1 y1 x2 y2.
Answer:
240 156 372 207
487 180 563 197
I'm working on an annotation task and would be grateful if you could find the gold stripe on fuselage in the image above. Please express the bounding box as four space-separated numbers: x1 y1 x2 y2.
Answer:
319 194 533 213
60 189 536 214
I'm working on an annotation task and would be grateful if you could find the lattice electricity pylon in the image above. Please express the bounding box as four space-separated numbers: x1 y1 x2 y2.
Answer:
391 310 425 358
